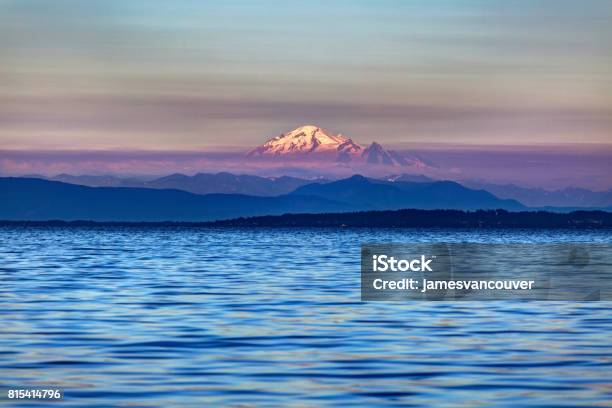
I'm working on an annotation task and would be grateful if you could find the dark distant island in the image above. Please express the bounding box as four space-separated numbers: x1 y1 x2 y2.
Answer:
2 209 611 228
208 209 612 228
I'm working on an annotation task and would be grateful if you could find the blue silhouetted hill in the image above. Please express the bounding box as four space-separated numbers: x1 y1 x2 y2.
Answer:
0 177 350 221
0 176 556 222
291 175 524 211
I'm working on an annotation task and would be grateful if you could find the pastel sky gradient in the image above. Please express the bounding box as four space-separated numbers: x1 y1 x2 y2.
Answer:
1 0 611 151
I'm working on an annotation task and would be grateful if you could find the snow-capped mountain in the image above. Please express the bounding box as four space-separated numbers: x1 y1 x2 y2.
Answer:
247 125 426 168
247 125 362 159
360 142 414 167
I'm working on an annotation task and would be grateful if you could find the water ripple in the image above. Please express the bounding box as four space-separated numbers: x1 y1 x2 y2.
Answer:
0 226 610 407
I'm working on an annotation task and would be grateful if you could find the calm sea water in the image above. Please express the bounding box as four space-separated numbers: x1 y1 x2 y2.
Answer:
0 227 610 407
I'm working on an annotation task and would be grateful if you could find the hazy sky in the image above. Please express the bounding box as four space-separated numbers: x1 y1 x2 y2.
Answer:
1 0 611 150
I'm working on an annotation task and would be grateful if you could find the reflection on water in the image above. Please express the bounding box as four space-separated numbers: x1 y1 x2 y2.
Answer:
0 227 610 407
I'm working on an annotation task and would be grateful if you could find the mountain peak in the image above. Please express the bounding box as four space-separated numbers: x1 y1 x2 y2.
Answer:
246 125 429 171
290 124 321 134
362 142 396 166
361 142 428 168
247 125 362 157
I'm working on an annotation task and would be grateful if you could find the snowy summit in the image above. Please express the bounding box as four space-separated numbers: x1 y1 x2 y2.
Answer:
247 125 427 168
247 125 362 158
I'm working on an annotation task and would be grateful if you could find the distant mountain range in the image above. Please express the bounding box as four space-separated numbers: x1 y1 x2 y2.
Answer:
247 125 428 169
462 180 612 208
385 175 612 209
0 176 526 221
141 173 315 196
0 178 350 222
43 172 317 196
19 171 612 210
291 175 524 211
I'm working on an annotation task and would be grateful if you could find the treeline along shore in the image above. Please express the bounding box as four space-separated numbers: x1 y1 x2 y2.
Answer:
1 209 611 228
